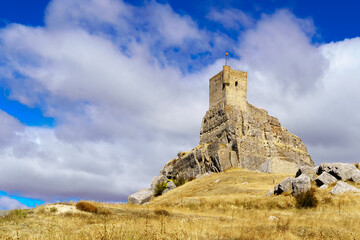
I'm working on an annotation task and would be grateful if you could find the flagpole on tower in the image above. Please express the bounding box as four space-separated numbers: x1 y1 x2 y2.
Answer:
225 52 229 66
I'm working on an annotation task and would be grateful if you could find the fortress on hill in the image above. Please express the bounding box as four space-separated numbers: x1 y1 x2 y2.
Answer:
160 65 315 179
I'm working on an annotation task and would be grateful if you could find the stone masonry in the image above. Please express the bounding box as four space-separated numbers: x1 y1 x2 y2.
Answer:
160 66 315 180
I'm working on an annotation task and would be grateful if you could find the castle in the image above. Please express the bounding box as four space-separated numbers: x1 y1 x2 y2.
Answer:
160 65 315 179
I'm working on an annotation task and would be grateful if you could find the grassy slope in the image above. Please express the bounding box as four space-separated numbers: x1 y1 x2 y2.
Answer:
1 168 360 239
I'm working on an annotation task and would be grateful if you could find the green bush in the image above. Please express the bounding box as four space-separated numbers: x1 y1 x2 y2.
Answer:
295 188 318 208
173 177 186 187
154 181 167 196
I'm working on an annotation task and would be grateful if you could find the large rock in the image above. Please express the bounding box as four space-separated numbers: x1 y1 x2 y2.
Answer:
162 181 177 195
295 166 317 180
151 175 168 190
317 163 360 181
315 172 338 187
128 188 153 204
292 175 311 196
330 181 360 195
351 172 360 183
160 66 314 179
274 177 294 195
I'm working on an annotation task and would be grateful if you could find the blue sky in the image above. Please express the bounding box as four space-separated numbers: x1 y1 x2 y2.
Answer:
0 0 359 210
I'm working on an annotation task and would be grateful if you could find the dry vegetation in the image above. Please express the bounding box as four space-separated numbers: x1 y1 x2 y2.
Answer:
1 168 360 239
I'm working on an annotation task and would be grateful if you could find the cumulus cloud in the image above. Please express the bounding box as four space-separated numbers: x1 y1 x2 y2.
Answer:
207 8 254 29
0 196 28 210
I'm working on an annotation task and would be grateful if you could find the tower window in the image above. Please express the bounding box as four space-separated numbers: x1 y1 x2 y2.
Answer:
222 83 225 90
235 81 238 87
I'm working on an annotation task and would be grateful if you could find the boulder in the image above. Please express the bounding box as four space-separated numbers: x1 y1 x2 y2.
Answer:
317 163 360 181
318 185 328 190
351 172 360 183
292 174 311 196
274 177 294 195
151 175 168 190
315 172 338 187
128 188 153 204
295 166 317 180
162 181 177 194
330 181 360 195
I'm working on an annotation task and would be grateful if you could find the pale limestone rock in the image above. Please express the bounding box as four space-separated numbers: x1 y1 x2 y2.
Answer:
274 177 294 195
150 175 168 190
317 163 360 181
319 185 329 190
295 166 317 180
351 172 360 183
292 175 311 196
128 188 153 204
315 172 338 187
330 181 360 195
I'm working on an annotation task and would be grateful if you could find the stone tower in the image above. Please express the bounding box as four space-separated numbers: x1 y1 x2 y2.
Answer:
209 65 247 110
160 66 315 179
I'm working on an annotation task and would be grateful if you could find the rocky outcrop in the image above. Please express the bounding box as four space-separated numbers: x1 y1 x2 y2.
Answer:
272 163 360 197
159 66 314 180
317 163 360 181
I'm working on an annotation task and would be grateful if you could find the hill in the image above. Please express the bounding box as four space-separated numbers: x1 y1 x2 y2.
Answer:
1 168 360 239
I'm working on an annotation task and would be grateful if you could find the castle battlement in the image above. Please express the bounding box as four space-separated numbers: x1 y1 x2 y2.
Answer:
209 65 247 110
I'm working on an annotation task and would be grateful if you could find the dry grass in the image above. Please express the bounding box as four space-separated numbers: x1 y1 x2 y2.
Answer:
1 168 360 239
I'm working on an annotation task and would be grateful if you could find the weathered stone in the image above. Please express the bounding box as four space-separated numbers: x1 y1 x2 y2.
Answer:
166 181 176 190
160 66 314 179
292 174 311 196
317 163 360 181
318 185 328 190
128 188 153 204
351 172 360 183
150 175 168 190
162 181 176 195
266 190 274 197
295 166 317 180
315 172 338 187
330 181 360 195
274 177 294 195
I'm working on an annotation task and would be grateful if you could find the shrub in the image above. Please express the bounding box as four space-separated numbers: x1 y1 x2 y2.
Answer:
154 209 170 216
187 176 196 182
174 177 186 187
295 189 318 208
76 201 98 213
154 181 167 197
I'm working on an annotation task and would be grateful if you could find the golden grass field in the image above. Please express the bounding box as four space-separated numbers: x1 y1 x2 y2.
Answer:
1 168 360 239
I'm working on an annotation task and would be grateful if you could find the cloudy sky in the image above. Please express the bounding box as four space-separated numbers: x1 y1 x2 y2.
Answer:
0 0 359 209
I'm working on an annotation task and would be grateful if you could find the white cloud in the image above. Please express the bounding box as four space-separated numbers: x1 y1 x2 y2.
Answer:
207 8 254 29
0 196 28 210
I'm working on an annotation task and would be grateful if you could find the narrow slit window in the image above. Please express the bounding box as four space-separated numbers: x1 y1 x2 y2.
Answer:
235 81 238 87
